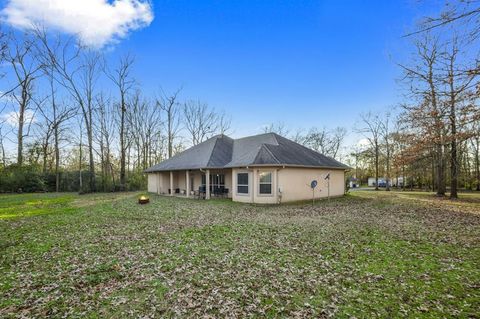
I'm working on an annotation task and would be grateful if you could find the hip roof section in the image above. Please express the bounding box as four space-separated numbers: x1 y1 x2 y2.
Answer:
145 133 349 172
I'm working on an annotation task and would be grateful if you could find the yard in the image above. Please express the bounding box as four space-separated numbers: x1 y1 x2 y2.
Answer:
1 191 479 318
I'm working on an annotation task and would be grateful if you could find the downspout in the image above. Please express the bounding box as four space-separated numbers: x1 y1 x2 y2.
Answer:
277 166 284 204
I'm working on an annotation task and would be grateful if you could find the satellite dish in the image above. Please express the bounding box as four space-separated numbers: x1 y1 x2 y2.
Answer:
310 180 318 189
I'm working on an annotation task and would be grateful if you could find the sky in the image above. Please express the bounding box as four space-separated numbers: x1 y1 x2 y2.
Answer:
0 0 444 145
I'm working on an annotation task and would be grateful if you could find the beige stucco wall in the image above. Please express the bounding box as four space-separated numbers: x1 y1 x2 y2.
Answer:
278 167 345 202
146 172 170 194
149 167 344 202
231 167 345 203
147 173 158 193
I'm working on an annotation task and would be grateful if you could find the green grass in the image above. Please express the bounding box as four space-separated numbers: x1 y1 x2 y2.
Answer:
0 191 479 318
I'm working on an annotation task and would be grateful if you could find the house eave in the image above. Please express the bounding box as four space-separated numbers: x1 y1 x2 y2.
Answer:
145 163 350 173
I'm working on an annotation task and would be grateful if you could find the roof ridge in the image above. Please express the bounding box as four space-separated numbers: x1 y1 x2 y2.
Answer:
206 137 221 167
262 144 281 164
253 143 281 165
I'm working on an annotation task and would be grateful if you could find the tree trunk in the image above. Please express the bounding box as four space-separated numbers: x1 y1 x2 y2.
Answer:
17 102 25 166
449 64 458 199
42 143 48 173
119 99 126 191
436 143 446 196
87 126 95 192
475 138 480 191
54 125 60 192
79 133 83 192
374 143 379 191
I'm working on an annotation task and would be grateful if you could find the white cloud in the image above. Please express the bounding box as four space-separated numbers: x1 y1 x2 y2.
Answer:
0 0 154 48
1 109 36 127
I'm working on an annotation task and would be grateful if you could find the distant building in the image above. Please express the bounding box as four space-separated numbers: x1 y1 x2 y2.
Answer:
368 177 404 187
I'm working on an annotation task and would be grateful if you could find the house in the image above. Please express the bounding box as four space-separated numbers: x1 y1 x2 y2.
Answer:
145 133 350 204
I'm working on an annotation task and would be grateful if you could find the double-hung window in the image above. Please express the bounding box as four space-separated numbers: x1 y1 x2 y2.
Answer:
259 172 272 195
237 173 249 194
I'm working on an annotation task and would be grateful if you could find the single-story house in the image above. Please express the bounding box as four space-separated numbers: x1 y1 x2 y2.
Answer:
145 133 350 204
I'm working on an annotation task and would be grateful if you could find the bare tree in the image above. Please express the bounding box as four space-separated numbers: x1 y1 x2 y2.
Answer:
6 33 42 165
36 30 101 192
157 89 181 158
183 100 221 145
105 54 135 191
217 110 232 135
128 91 163 170
303 127 346 159
262 122 290 136
94 93 116 191
357 112 383 190
37 65 76 191
380 113 394 191
403 2 480 42
0 27 8 81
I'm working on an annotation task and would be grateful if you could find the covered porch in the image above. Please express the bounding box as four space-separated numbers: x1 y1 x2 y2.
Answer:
147 168 232 199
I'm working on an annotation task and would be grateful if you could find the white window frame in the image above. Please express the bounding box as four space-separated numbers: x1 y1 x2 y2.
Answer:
258 170 273 197
236 172 250 196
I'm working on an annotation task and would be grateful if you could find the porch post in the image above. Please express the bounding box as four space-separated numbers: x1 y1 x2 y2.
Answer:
170 171 173 196
205 169 210 199
186 170 190 198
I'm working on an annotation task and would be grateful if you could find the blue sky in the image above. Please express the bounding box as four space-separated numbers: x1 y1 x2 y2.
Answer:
109 0 441 138
0 0 443 143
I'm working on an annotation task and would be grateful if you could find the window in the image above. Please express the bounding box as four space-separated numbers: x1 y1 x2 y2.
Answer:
237 173 249 194
202 174 225 190
259 172 272 195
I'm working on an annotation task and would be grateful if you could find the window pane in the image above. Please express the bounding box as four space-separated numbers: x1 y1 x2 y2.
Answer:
259 184 272 194
201 174 206 185
237 173 248 185
237 185 249 194
259 172 272 183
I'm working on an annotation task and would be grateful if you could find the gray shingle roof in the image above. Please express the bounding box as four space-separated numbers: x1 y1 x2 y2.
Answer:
145 133 349 172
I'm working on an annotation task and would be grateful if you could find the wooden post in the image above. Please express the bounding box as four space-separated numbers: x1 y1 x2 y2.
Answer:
186 170 190 198
205 170 210 199
170 171 173 196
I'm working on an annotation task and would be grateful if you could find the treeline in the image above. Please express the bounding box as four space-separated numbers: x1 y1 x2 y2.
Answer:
347 2 480 199
0 27 233 193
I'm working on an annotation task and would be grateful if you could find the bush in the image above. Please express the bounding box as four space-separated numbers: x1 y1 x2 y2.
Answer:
0 164 46 193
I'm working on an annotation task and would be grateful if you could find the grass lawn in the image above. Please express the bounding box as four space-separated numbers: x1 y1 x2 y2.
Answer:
1 191 479 318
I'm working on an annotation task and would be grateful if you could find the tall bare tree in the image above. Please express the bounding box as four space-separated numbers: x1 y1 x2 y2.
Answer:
94 93 116 191
36 31 101 192
380 113 394 191
6 33 42 165
157 89 181 158
105 54 135 191
37 65 76 191
358 112 383 190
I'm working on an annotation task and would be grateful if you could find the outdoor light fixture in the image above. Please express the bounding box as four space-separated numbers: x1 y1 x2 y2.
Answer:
138 195 149 204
